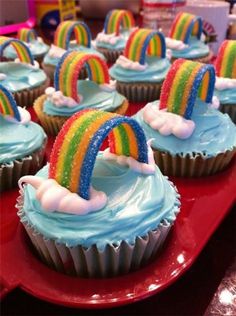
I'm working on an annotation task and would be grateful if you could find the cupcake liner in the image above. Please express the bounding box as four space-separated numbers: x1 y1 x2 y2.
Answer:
17 192 173 278
171 50 214 64
0 139 47 192
116 81 163 103
34 95 129 136
153 147 236 177
96 47 123 64
13 78 50 108
219 104 236 124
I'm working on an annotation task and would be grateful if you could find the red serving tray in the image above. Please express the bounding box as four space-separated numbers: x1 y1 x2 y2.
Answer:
0 106 235 308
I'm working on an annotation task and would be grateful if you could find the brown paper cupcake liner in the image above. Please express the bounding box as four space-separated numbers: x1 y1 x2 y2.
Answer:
219 104 236 124
17 192 173 278
0 139 47 192
116 81 163 103
13 78 50 108
42 62 88 83
153 147 236 177
171 50 214 64
96 47 123 64
34 94 129 136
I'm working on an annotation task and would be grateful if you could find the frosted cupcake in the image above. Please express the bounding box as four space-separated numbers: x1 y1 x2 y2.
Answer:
214 40 236 123
34 51 129 135
166 12 213 63
3 28 49 64
42 21 105 81
134 59 236 177
0 37 49 107
95 9 136 63
109 28 171 102
0 85 47 192
17 109 180 278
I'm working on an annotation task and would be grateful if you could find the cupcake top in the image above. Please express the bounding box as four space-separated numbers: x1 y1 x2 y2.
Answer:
42 51 126 116
43 21 105 67
0 37 47 93
109 28 170 83
0 84 46 164
95 9 136 51
19 109 180 250
133 59 236 157
3 28 49 60
214 40 236 105
166 12 209 59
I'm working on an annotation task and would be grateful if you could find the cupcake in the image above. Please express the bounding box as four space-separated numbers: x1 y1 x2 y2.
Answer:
0 84 47 192
166 12 213 63
3 28 49 64
109 28 171 102
42 21 105 82
0 36 49 108
214 40 236 123
34 51 129 135
17 109 180 278
133 59 236 177
95 9 136 63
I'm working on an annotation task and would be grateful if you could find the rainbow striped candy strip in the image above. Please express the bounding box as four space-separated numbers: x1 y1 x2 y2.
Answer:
54 21 91 49
18 28 37 43
104 9 135 35
124 28 166 65
215 40 236 79
54 51 109 102
49 109 148 199
0 84 21 121
0 36 34 65
169 12 203 44
160 59 215 120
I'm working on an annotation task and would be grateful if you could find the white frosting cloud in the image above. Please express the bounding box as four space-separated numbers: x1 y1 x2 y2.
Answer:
45 87 79 107
209 96 220 109
215 76 236 90
116 55 147 71
48 44 66 58
96 31 121 45
19 176 107 215
99 80 116 92
0 73 6 81
143 103 195 139
5 106 31 125
165 37 189 51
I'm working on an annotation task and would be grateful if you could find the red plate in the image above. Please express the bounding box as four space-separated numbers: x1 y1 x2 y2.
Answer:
0 106 235 308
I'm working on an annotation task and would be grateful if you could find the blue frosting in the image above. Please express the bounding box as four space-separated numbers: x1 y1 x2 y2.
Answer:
20 156 180 250
109 56 171 83
96 29 132 50
3 40 49 59
133 100 236 157
0 62 47 93
171 38 210 59
214 88 236 105
43 43 105 66
43 80 126 116
0 116 46 164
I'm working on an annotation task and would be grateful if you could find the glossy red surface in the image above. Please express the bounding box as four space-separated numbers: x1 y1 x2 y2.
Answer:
0 105 235 308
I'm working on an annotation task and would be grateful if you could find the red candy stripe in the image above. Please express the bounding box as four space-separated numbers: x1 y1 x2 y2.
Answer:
124 28 139 59
215 40 228 76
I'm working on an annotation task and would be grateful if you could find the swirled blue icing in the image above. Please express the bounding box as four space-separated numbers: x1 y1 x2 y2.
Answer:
3 40 49 59
0 62 47 93
109 56 171 83
133 100 236 157
214 88 236 105
0 116 46 164
20 156 180 250
43 80 126 116
170 38 209 59
43 43 105 67
95 29 132 50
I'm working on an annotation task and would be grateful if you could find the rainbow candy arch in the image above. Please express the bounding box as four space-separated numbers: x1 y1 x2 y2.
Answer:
124 28 166 65
54 51 109 102
169 12 203 44
54 21 91 49
49 109 148 200
160 59 215 120
0 84 21 121
215 40 236 79
18 28 37 43
104 9 135 35
0 36 34 65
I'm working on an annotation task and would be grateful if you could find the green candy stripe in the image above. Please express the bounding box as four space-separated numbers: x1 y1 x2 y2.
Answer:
117 125 130 156
0 93 10 115
175 14 190 40
224 42 236 78
131 29 147 61
77 26 85 46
